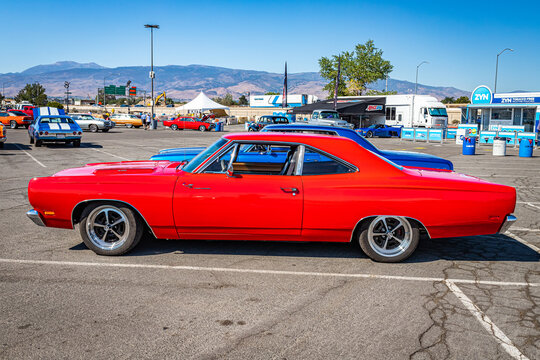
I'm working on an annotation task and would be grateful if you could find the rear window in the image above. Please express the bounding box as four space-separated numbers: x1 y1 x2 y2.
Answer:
40 117 74 124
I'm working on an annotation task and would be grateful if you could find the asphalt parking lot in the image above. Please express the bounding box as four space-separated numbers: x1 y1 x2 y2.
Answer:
1 125 539 359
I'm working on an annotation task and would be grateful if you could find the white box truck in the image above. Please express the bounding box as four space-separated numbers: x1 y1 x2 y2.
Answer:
383 95 448 128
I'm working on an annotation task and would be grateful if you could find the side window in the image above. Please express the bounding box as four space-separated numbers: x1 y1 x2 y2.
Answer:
301 147 355 176
202 143 298 176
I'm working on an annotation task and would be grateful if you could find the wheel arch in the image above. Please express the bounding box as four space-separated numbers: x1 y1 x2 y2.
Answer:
350 215 430 243
71 199 156 238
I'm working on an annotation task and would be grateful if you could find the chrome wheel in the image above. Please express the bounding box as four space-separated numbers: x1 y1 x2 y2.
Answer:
86 206 130 251
367 216 412 258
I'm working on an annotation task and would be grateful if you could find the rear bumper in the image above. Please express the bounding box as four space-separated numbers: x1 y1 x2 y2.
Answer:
499 214 517 234
27 209 45 227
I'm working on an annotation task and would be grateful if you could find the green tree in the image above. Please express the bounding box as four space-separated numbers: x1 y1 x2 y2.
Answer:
365 89 398 96
238 95 248 105
319 40 393 98
264 92 280 95
46 101 64 109
455 96 470 104
15 83 48 106
213 93 236 106
441 97 455 104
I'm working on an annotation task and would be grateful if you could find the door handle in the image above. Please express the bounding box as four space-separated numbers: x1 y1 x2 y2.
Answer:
183 183 211 190
281 187 299 195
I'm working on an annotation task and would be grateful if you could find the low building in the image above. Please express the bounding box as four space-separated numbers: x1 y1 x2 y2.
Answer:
465 85 539 132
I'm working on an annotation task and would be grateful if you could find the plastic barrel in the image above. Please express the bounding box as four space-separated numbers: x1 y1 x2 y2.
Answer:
493 137 506 156
519 139 534 157
462 137 476 155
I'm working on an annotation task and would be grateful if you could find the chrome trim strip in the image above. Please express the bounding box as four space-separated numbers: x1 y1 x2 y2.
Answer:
27 209 45 227
499 214 517 234
349 215 431 243
71 199 157 238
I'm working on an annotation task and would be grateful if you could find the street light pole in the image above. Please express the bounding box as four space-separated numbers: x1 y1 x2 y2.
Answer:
494 48 513 93
64 81 70 113
411 61 428 127
145 24 159 130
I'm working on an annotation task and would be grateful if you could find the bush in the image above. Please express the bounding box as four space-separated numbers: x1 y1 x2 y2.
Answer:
47 101 64 109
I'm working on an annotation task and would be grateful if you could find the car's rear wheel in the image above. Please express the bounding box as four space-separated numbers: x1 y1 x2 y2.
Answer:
358 216 419 263
79 203 143 256
366 131 373 138
171 124 178 130
10 121 18 129
126 124 133 128
29 136 34 144
89 124 98 133
198 125 206 132
73 139 81 147
35 140 42 147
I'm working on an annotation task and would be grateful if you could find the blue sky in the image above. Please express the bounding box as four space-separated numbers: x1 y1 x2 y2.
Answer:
3 0 540 92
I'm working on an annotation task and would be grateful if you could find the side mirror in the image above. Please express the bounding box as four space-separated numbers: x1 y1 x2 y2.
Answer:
226 165 235 178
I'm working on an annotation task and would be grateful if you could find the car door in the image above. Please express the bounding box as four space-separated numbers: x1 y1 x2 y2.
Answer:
173 141 303 239
0 112 8 125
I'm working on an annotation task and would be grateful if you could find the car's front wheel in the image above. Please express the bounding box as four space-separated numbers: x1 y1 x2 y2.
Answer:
358 216 419 263
79 203 143 256
366 131 373 138
89 124 98 133
10 120 18 129
198 125 206 132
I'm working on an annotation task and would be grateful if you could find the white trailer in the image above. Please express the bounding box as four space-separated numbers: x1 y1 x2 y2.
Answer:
249 94 318 108
383 95 448 128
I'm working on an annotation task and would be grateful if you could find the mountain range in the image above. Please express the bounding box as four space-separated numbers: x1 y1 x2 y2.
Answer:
0 61 470 100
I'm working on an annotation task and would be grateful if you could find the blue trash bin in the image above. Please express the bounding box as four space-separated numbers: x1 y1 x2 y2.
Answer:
214 122 223 132
462 137 476 155
519 139 534 157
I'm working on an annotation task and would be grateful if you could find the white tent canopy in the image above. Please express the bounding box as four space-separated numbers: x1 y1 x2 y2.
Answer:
177 92 229 112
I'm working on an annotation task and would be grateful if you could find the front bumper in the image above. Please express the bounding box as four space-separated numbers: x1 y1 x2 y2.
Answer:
27 209 45 227
499 214 517 234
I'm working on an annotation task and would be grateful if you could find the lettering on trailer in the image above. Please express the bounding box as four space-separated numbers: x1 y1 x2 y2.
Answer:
366 105 383 111
493 96 540 104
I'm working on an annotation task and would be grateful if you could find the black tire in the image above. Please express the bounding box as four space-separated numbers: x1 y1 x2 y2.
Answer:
35 140 42 147
29 136 34 144
0 142 4 148
126 124 134 128
366 131 373 138
198 125 206 132
171 124 178 131
248 127 256 132
89 124 98 133
135 126 141 128
10 120 18 129
78 202 143 256
357 216 419 263
102 129 109 133
73 139 81 147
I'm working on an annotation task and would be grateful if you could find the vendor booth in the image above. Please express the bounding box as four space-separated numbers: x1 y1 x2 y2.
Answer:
177 92 229 117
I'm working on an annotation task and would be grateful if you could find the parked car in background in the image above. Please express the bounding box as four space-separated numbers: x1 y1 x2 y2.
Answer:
309 109 354 129
28 115 83 147
357 124 403 138
247 115 290 132
0 123 6 148
151 124 454 171
27 132 515 262
109 114 143 128
70 113 115 132
8 104 35 117
163 116 215 131
0 111 33 129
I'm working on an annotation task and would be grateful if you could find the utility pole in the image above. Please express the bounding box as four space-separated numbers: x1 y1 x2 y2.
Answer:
411 61 428 127
494 48 513 93
145 24 159 129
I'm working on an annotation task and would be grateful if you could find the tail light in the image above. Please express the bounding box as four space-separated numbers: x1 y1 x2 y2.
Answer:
44 131 48 135
78 131 82 135
73 131 76 135
39 131 43 135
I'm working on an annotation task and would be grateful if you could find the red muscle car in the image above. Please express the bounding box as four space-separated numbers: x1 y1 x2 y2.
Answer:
163 116 215 131
26 133 516 262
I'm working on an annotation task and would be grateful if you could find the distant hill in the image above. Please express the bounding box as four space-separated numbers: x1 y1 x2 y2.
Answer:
0 61 470 100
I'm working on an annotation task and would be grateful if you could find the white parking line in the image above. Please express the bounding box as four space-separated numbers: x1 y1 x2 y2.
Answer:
91 148 130 161
506 231 540 254
14 144 46 168
445 280 529 360
0 258 537 287
510 227 540 233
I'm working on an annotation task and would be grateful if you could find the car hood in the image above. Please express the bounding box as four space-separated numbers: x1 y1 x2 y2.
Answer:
379 150 454 170
52 160 176 177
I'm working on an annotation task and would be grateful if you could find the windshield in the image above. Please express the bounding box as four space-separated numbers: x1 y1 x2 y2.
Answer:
182 138 229 173
320 111 339 119
429 108 448 116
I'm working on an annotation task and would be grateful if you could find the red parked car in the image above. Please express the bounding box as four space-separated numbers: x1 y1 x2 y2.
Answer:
163 116 215 131
26 133 516 262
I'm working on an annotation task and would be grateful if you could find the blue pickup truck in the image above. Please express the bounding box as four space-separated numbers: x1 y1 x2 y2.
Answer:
150 123 453 171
